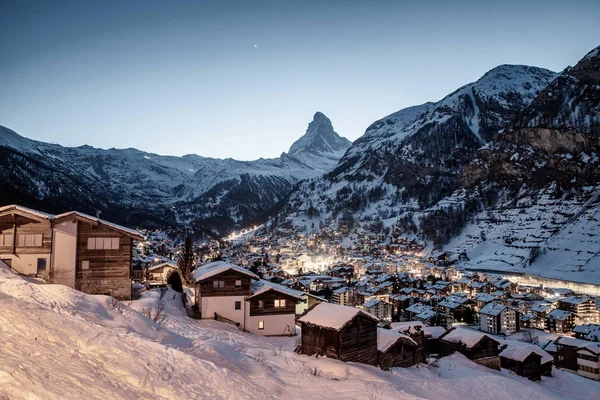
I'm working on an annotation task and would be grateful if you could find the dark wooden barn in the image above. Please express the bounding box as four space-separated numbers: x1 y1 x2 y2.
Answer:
377 328 419 370
298 302 379 366
499 344 553 381
440 328 501 370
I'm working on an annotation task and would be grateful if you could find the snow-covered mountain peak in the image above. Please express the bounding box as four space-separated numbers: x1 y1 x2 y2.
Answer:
286 112 352 171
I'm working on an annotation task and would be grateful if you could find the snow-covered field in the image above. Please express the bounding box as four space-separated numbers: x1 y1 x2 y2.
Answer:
1 265 598 400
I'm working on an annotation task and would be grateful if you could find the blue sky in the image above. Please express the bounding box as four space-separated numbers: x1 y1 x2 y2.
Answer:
1 0 599 160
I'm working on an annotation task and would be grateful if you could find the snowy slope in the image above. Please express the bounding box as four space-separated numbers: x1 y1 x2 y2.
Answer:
1 264 598 400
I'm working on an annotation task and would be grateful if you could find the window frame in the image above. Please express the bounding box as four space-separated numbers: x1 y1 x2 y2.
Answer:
235 279 242 289
235 301 241 310
212 280 225 289
258 321 264 330
274 299 286 308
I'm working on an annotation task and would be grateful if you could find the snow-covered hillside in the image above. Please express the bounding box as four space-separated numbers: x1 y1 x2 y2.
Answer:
0 112 351 233
1 264 597 399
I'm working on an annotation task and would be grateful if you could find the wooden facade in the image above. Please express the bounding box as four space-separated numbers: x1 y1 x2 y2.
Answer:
378 336 419 370
300 314 379 366
0 205 142 299
196 270 253 299
500 353 549 381
74 221 134 298
0 209 53 276
441 334 501 370
248 290 297 317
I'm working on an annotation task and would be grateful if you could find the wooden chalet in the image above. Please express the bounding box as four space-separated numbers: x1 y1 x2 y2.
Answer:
377 328 419 370
440 328 501 370
499 343 553 381
192 261 259 324
298 302 379 366
0 205 143 299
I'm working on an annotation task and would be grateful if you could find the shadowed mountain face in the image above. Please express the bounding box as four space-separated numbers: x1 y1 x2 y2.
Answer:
0 112 351 235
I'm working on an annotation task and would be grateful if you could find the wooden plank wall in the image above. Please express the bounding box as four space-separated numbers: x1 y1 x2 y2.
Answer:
249 291 297 316
339 315 378 366
198 270 252 297
0 214 52 255
76 222 132 299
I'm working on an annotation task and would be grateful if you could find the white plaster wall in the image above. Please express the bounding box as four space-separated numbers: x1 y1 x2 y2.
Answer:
52 220 77 287
201 295 246 327
2 254 48 276
245 313 296 336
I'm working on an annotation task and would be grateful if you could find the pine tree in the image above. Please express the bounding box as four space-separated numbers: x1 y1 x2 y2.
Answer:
178 235 195 286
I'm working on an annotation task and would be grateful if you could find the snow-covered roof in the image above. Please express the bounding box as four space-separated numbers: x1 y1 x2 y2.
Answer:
0 204 54 220
248 279 303 299
579 343 600 355
53 211 144 239
377 328 417 352
573 323 600 334
499 341 553 364
298 302 378 331
192 261 259 283
363 299 382 308
148 262 178 271
441 328 499 349
560 296 591 305
545 309 573 321
479 302 508 316
0 205 143 239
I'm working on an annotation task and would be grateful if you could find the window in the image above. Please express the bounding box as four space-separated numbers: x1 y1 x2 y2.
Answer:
87 237 120 250
0 234 13 247
16 234 42 247
37 258 47 274
82 260 90 270
235 301 241 310
235 279 242 289
258 321 264 330
212 280 225 289
258 300 264 308
274 299 286 308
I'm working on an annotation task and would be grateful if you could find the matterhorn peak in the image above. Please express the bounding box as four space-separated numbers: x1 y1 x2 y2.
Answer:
286 112 352 171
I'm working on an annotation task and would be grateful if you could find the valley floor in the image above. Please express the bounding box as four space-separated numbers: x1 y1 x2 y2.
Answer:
1 266 598 400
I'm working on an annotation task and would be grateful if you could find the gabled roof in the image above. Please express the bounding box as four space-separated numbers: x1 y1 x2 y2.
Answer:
545 309 574 321
479 302 509 316
0 204 53 222
53 211 143 240
298 302 378 331
192 261 259 283
440 327 500 349
0 205 143 239
499 341 553 364
377 328 417 352
148 262 178 272
248 279 303 300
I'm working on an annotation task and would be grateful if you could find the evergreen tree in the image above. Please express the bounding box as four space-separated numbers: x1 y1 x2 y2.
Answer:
178 235 195 286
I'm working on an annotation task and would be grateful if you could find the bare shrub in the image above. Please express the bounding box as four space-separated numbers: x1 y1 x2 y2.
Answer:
141 298 167 324
76 270 100 294
106 297 120 309
255 350 266 364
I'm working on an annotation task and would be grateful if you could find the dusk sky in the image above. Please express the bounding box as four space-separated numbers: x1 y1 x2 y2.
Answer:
1 0 599 160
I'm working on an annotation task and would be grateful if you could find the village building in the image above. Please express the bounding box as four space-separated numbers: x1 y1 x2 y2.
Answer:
0 205 143 299
499 342 553 381
479 302 520 335
440 328 501 370
298 302 379 365
545 309 576 333
244 280 302 336
147 262 178 284
558 296 598 325
573 324 600 341
362 298 393 321
377 328 419 370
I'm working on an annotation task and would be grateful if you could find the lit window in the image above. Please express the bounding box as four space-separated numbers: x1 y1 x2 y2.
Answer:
258 321 264 330
274 299 286 308
258 300 264 308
